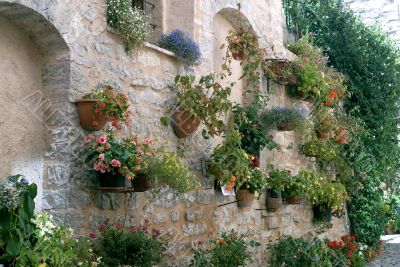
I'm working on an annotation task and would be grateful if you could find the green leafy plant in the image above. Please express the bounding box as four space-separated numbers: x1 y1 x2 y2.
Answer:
232 94 278 156
223 30 264 93
267 165 291 193
166 73 233 138
300 170 348 212
262 106 310 136
83 85 131 130
283 172 309 199
17 213 99 267
0 175 36 264
98 223 166 267
107 0 153 53
302 137 337 162
237 167 268 195
144 152 201 193
314 108 338 136
190 230 260 267
208 130 252 191
268 236 347 267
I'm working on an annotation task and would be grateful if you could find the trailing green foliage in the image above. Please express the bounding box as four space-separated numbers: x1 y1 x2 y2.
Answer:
283 0 400 246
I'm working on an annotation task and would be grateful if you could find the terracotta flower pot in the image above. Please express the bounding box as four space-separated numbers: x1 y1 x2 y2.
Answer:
277 121 293 131
312 204 332 222
75 98 107 131
251 155 260 168
334 129 349 144
236 189 255 208
99 172 126 188
231 49 245 60
287 195 302 204
172 110 201 138
316 131 330 140
267 190 282 212
131 173 152 191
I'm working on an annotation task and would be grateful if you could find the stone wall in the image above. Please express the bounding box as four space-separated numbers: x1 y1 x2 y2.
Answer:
346 0 400 46
0 0 348 265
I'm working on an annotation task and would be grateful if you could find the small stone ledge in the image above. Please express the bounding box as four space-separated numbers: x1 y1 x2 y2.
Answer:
145 42 177 58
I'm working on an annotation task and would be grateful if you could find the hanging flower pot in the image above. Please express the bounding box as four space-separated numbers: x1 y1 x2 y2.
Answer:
131 173 152 191
277 120 293 131
99 172 126 188
172 110 201 138
75 99 107 131
231 50 245 60
334 129 349 144
312 204 332 222
266 190 283 212
236 189 255 208
316 131 330 140
287 195 302 205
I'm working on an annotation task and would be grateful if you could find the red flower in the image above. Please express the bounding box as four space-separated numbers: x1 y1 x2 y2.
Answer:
326 99 333 106
98 102 106 108
88 232 97 238
115 223 122 228
197 240 203 246
218 240 225 246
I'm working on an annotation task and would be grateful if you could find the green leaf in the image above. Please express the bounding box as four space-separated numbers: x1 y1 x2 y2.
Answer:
5 233 20 257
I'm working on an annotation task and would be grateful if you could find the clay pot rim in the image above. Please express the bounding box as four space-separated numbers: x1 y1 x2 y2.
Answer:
75 98 97 103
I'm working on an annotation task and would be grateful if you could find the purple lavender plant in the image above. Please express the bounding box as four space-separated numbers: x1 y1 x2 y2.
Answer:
158 30 201 66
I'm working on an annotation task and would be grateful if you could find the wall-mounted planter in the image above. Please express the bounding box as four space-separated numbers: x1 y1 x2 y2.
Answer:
312 204 332 222
131 174 152 191
236 189 255 208
287 195 302 205
75 99 106 131
172 110 201 138
266 190 283 212
316 131 330 140
99 172 126 188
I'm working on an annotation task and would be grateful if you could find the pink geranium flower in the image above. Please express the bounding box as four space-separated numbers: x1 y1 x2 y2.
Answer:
111 159 121 167
98 153 105 160
84 134 93 143
96 134 107 144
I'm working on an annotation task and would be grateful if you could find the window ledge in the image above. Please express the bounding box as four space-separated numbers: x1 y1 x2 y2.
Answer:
145 42 176 58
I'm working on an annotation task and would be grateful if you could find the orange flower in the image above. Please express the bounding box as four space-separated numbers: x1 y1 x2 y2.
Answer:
230 176 236 182
329 91 338 99
326 99 333 106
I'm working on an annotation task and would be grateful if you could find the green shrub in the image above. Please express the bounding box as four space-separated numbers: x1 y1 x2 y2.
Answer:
99 223 166 267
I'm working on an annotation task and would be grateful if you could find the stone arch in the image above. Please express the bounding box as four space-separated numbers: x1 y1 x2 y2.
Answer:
0 1 71 211
212 8 257 105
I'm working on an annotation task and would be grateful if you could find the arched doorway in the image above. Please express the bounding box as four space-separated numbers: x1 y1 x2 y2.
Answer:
0 1 70 210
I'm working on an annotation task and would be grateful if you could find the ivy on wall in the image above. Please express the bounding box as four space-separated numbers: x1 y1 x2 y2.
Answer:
283 0 400 246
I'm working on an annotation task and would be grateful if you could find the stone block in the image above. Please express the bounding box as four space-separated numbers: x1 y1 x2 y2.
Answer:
47 164 70 185
197 189 214 204
186 210 202 222
95 192 120 210
268 217 279 229
171 211 179 222
183 223 207 236
68 189 90 209
154 214 166 224
42 189 69 210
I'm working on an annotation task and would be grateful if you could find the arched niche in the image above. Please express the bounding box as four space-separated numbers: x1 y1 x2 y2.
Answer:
212 8 258 105
0 1 70 210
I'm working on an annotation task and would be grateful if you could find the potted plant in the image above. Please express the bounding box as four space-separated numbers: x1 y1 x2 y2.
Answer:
75 85 130 131
262 107 310 134
314 108 337 140
266 166 289 212
232 95 278 165
190 230 260 267
236 168 268 208
106 0 153 53
163 74 232 138
208 130 252 193
158 29 201 66
282 173 308 204
302 136 336 162
84 132 154 188
303 170 348 222
264 59 298 85
225 30 257 60
98 222 167 266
